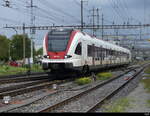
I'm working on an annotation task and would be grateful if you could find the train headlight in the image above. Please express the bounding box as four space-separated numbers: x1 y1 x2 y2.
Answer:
43 55 50 59
64 55 72 59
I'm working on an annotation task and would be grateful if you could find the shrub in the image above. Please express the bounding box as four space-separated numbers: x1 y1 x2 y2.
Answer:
75 77 92 85
97 72 113 81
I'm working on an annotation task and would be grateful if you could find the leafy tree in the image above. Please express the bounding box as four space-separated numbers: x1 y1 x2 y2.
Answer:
0 35 10 61
36 47 43 56
10 34 32 60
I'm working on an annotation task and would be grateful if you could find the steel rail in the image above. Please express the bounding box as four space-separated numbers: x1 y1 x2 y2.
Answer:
0 79 49 93
0 72 48 80
0 79 73 112
0 75 49 84
0 80 60 99
86 66 146 112
39 68 138 112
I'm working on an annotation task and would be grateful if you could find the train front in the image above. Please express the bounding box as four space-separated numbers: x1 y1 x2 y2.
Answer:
42 29 75 72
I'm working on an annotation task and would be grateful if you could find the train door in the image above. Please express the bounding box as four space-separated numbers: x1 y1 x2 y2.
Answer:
100 46 102 65
81 39 87 66
92 44 95 65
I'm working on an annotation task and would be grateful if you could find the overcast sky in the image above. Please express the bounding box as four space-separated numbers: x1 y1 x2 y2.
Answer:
0 0 150 49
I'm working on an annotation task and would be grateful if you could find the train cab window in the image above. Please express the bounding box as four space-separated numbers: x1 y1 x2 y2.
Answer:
75 43 82 55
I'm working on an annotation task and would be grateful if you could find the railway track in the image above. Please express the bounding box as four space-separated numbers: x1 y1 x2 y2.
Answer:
0 72 48 79
0 72 52 99
0 74 49 84
0 78 75 112
86 66 147 112
0 64 143 112
0 71 77 112
0 63 145 112
38 65 146 112
0 73 74 99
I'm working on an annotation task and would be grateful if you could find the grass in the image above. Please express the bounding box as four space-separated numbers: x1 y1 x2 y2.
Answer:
147 100 150 108
143 75 150 77
144 66 150 74
30 64 44 72
104 98 130 112
0 64 43 76
96 72 113 81
141 79 150 93
75 77 92 85
135 60 150 65
0 65 27 76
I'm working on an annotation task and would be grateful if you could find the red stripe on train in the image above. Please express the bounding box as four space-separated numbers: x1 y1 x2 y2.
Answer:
66 30 79 54
45 30 79 59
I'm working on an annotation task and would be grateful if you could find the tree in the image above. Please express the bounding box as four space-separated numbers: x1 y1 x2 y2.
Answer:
11 34 32 60
0 35 9 61
36 47 43 56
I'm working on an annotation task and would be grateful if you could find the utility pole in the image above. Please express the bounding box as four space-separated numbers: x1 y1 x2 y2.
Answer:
28 0 36 64
89 7 100 36
90 7 97 36
140 23 142 40
96 8 100 37
81 0 83 31
102 13 104 40
30 0 34 64
23 23 26 64
80 0 87 31
92 7 95 36
116 29 119 45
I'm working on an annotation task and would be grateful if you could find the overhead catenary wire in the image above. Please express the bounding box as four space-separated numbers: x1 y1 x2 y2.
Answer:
38 0 81 23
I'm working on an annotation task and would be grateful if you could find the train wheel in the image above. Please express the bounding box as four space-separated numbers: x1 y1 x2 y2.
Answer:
82 65 89 76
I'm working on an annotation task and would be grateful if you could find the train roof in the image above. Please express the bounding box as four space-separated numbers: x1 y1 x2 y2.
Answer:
47 28 130 54
78 31 131 54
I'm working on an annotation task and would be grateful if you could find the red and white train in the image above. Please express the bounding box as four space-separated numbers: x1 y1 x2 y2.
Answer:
42 28 131 73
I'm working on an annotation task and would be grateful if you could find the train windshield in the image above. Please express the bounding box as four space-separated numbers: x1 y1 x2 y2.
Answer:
48 30 72 52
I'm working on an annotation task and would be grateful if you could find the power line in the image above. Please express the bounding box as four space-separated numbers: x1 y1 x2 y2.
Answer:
38 0 80 23
0 16 22 24
5 23 150 31
109 0 126 22
1 0 59 25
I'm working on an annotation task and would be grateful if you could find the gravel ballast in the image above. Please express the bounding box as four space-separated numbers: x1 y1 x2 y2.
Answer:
97 69 150 112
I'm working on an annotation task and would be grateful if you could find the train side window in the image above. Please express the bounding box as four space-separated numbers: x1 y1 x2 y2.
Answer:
88 45 92 57
75 42 82 55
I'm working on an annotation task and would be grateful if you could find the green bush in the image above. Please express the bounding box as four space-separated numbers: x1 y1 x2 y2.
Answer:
97 72 113 81
75 77 92 85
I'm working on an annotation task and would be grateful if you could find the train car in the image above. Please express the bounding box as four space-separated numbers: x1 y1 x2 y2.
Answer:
42 28 131 74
